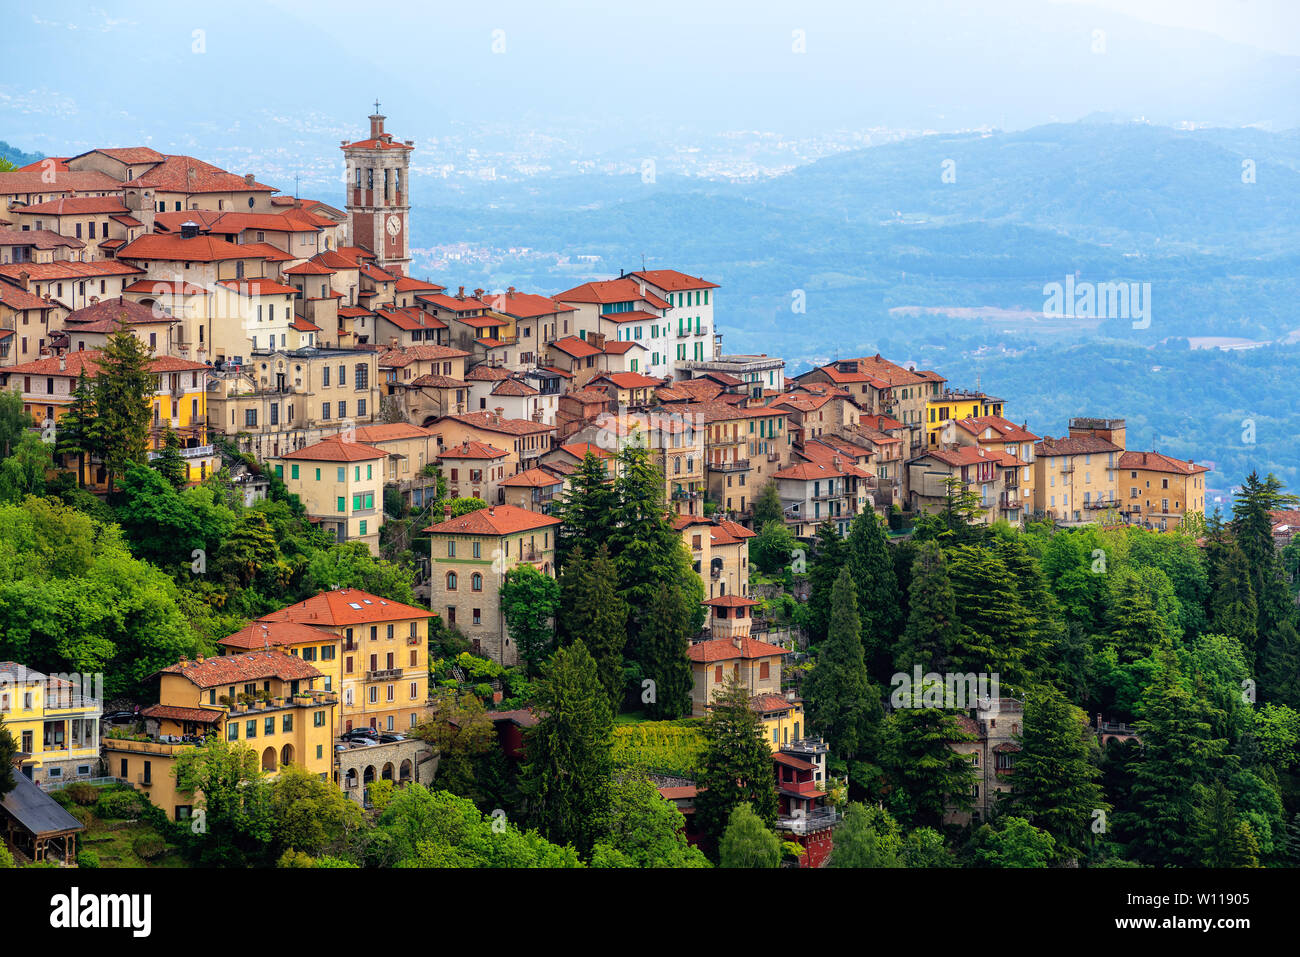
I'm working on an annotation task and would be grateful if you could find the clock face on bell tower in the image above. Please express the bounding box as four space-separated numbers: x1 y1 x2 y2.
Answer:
341 105 413 276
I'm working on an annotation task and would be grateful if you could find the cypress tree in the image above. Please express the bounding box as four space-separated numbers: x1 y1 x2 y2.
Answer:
845 508 900 665
696 676 779 843
638 581 694 719
519 640 614 857
55 370 100 488
1232 472 1298 644
752 481 784 528
555 544 627 709
154 426 188 489
95 324 153 494
805 519 846 642
1011 687 1107 861
554 451 617 570
945 543 1040 690
1123 646 1224 866
1261 620 1300 709
1208 537 1259 654
893 540 959 673
803 566 878 759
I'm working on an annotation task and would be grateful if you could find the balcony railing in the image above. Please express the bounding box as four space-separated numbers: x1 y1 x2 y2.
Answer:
709 458 751 472
365 668 403 681
777 806 839 834
148 444 214 461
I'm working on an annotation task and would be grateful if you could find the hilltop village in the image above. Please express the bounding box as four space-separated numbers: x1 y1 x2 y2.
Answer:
2 112 1292 872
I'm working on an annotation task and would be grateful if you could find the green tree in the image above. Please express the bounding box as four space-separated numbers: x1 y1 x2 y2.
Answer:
555 451 616 569
827 803 903 867
0 433 52 504
1011 688 1107 860
0 390 28 459
1193 780 1260 867
1261 620 1300 709
803 566 878 759
153 427 187 489
519 640 614 857
893 540 959 673
1207 536 1258 652
556 544 629 709
638 581 694 719
410 694 498 807
880 707 975 829
970 816 1057 867
0 714 16 799
750 520 796 575
805 520 847 642
844 508 900 665
501 563 561 677
173 738 273 866
269 764 364 857
718 803 781 868
752 481 784 528
53 372 101 488
696 676 779 842
95 324 154 494
1232 472 1298 644
592 772 710 868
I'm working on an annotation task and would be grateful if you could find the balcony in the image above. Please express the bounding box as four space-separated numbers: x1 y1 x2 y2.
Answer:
147 444 214 462
365 668 403 681
709 458 751 473
777 806 839 835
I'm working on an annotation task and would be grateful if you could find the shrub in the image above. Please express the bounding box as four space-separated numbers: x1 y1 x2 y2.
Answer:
76 849 100 869
50 789 74 808
95 789 143 820
64 782 101 806
0 846 13 868
69 806 95 827
131 833 167 861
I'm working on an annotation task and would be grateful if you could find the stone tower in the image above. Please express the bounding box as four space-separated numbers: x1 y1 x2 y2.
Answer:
341 105 414 276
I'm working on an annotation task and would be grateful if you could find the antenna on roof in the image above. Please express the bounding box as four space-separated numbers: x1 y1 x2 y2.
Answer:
641 252 646 271
294 173 300 200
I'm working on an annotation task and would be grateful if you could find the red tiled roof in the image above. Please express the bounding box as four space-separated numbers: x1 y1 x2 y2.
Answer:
351 423 434 444
702 594 759 608
118 233 267 263
0 228 84 251
158 650 321 687
1118 450 1209 475
3 349 204 377
278 438 386 462
591 371 663 389
216 278 298 297
548 335 600 359
555 277 671 311
260 588 433 627
437 440 509 460
628 269 719 292
557 441 612 460
1036 434 1122 457
501 467 563 488
423 503 560 536
0 169 122 195
283 260 335 276
71 146 165 165
140 704 224 724
497 291 574 318
219 619 337 649
688 637 787 662
124 155 275 194
16 197 130 216
64 297 175 330
0 260 141 281
438 411 555 436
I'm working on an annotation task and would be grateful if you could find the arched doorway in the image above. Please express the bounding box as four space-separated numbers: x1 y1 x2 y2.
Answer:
280 743 294 767
363 765 376 785
261 747 277 772
345 768 358 791
399 759 413 783
381 762 394 781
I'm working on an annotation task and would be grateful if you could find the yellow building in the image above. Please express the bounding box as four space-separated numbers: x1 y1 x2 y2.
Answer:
0 662 102 788
424 504 561 666
949 415 1040 523
255 588 434 735
2 348 218 487
101 649 336 821
1033 418 1125 525
686 596 787 717
925 390 1005 448
1119 451 1210 530
674 513 754 600
273 437 386 554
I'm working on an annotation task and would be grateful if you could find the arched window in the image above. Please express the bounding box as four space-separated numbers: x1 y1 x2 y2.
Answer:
446 571 458 590
471 573 483 592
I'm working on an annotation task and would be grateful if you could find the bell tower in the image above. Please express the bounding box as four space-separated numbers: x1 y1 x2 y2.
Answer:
341 102 413 276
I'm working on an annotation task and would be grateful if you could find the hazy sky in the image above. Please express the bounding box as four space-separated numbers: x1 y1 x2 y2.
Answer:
1059 0 1300 56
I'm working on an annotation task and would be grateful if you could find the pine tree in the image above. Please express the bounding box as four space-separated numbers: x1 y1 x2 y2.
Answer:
555 545 627 707
1261 620 1300 709
639 581 694 719
803 566 879 759
1207 536 1259 653
945 543 1041 690
519 640 614 857
1123 646 1224 866
154 426 187 489
894 540 959 673
95 325 153 494
1232 472 1298 644
805 519 847 642
1011 687 1107 860
54 371 100 488
554 451 616 570
880 707 976 829
696 676 779 843
1193 780 1259 867
844 508 900 666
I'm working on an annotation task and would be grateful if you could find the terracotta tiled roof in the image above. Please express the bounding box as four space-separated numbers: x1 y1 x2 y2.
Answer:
702 594 759 608
158 650 321 688
438 440 509 460
548 335 600 359
71 146 165 165
277 438 386 462
0 260 142 281
118 233 267 263
491 378 538 397
439 411 555 436
557 442 612 460
218 619 337 649
774 461 848 481
376 344 468 367
555 277 671 311
595 309 663 325
418 293 489 313
1118 451 1209 475
590 371 663 389
628 269 719 292
954 415 1038 443
0 169 122 195
394 275 444 293
3 349 204 377
16 197 130 216
376 306 446 331
501 467 563 488
0 228 84 251
423 503 560 536
283 260 335 276
751 693 797 714
140 704 224 724
260 588 433 627
123 155 275 193
216 278 298 297
464 364 513 382
1036 434 1122 457
687 636 787 662
64 297 175 330
496 291 574 318
351 423 434 444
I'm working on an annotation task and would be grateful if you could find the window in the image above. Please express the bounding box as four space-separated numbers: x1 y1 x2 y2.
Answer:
472 608 482 625
314 710 325 727
471 573 483 591
446 571 458 590
228 723 239 741
264 717 275 736
246 720 257 738
282 713 293 732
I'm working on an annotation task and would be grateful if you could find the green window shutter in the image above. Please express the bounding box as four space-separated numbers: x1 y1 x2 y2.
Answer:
274 464 283 478
338 496 345 513
315 468 321 481
291 464 299 480
337 467 344 482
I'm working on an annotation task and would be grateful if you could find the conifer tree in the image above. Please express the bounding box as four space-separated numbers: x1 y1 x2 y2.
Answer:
894 540 959 673
555 544 627 706
1232 471 1298 644
696 676 779 842
95 325 153 494
844 508 900 664
805 519 846 642
803 566 878 759
1260 620 1300 709
554 451 616 570
1123 646 1224 866
1011 687 1107 860
752 481 784 528
639 581 694 719
1207 536 1259 653
1193 780 1260 867
880 707 975 830
54 371 100 488
945 543 1040 690
520 640 614 857
153 426 188 489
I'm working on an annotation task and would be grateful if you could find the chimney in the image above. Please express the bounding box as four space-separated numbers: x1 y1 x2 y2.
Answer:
180 221 199 239
488 505 495 516
244 173 256 187
474 288 484 300
17 270 29 291
443 503 452 520
507 286 515 296
457 286 465 299
58 356 66 372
